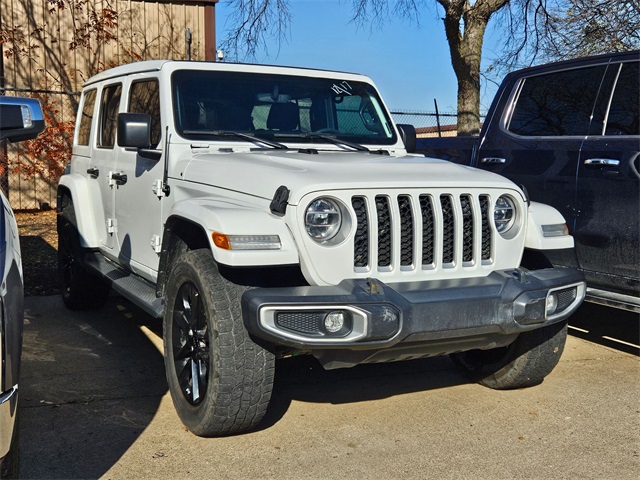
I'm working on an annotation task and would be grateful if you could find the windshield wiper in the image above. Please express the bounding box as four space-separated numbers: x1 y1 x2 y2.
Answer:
275 132 370 152
182 130 289 150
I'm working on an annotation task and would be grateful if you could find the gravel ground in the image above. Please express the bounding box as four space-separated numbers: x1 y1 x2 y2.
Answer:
14 209 59 296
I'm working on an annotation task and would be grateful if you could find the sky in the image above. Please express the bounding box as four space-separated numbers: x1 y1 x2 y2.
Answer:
215 0 503 114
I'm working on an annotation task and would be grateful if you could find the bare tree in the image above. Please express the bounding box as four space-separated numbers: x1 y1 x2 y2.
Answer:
494 0 640 72
220 0 639 136
219 0 292 59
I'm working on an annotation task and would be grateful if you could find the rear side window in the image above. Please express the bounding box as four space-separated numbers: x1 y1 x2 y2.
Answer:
507 65 607 136
129 80 161 147
605 62 639 136
98 84 122 148
77 89 96 145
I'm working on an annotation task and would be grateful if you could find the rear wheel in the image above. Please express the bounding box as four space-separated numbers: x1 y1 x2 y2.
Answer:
451 321 568 389
57 196 109 310
163 248 275 436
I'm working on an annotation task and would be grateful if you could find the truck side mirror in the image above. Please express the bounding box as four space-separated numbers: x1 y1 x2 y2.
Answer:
0 96 45 143
118 112 151 148
396 124 416 153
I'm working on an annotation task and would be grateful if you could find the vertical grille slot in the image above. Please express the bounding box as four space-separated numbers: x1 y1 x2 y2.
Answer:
440 195 455 264
460 195 474 263
376 196 392 267
398 195 414 266
352 196 369 268
419 195 435 265
479 195 492 261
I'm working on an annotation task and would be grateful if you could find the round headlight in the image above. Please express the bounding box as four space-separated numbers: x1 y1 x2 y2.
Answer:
305 198 342 242
494 195 516 234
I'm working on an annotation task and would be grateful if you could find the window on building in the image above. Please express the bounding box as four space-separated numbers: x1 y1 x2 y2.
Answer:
508 65 607 136
129 80 161 147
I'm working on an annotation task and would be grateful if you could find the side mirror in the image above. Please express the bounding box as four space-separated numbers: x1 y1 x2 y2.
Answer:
118 112 151 148
396 124 416 154
0 96 45 143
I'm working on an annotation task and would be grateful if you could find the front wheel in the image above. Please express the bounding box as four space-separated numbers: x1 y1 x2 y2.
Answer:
451 321 568 390
163 248 275 437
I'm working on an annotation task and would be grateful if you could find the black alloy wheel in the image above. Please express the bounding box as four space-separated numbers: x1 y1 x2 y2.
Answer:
171 281 210 405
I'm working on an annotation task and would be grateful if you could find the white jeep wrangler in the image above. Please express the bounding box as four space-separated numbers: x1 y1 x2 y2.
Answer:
58 60 585 437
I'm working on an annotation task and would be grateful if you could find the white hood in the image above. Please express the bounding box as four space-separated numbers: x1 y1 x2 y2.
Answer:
180 149 520 205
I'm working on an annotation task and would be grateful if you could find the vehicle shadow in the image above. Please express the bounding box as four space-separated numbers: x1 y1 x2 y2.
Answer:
569 302 639 356
20 295 167 479
23 293 635 474
261 352 466 432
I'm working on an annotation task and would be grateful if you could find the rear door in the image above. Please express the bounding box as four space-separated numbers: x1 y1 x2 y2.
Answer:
574 60 640 292
93 83 123 250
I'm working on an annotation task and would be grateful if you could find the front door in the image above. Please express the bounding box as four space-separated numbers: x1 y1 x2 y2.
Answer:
113 78 165 279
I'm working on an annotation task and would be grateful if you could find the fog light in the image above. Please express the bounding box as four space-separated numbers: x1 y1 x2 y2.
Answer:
545 294 558 316
324 311 345 333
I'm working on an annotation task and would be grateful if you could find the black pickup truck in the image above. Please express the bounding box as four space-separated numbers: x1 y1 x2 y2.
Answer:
416 50 639 312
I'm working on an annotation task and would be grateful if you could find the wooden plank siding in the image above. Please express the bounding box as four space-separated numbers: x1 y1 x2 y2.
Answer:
1 0 209 209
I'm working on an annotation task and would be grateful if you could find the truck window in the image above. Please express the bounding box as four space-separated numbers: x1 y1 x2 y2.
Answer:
605 62 639 136
129 80 161 147
98 84 122 148
77 89 96 146
507 65 607 137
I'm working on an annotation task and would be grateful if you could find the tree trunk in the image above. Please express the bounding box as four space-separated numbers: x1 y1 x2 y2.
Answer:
440 0 507 136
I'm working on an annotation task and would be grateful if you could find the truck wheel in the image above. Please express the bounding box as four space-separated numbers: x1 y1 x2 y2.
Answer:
57 197 109 310
163 248 275 437
451 321 568 389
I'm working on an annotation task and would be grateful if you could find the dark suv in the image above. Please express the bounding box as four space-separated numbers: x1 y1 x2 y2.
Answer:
418 50 639 311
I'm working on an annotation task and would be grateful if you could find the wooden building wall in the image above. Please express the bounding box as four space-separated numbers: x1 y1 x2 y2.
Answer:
1 0 208 209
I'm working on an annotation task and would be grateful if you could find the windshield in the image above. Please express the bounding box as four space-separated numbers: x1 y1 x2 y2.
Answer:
171 70 397 145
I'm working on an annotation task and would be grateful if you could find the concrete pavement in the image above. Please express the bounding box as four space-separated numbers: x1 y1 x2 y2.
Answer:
19 295 639 479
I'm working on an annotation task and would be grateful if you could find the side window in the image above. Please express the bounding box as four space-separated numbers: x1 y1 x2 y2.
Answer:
77 89 96 145
605 62 639 136
98 83 122 148
129 80 161 146
508 65 607 136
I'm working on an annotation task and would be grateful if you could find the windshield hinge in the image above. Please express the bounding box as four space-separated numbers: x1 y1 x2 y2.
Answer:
270 186 290 216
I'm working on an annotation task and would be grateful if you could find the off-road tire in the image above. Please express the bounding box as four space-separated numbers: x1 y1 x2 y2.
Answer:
451 321 568 389
163 248 275 437
57 196 110 310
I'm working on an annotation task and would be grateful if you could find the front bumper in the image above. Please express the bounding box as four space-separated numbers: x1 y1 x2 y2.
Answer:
242 268 585 368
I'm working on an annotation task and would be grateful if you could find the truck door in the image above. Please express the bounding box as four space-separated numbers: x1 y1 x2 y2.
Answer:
113 78 165 278
475 64 609 231
574 60 640 292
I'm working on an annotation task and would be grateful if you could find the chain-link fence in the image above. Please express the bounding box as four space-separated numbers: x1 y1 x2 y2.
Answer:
0 88 80 210
390 110 467 137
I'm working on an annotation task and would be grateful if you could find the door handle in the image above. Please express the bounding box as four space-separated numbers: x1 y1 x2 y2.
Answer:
584 158 620 168
480 157 506 164
86 167 99 178
110 172 128 185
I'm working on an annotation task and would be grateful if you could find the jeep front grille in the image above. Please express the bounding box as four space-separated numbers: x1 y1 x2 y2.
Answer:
351 193 493 272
